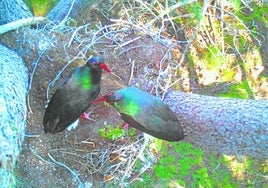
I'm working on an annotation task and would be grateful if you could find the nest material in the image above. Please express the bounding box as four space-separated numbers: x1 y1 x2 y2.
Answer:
13 17 183 187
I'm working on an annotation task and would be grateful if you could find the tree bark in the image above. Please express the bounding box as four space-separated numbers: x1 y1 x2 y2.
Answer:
47 0 121 26
0 17 46 35
0 44 28 187
0 0 32 25
46 0 84 23
164 91 268 159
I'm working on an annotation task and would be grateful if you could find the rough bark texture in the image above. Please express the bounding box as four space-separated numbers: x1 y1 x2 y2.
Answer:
164 91 268 159
0 44 28 187
0 0 32 25
0 17 46 35
47 0 119 26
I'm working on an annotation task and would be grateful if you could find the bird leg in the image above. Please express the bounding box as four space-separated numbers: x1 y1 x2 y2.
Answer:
80 111 96 122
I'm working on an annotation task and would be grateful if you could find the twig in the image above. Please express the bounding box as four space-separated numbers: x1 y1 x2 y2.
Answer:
67 24 90 47
27 50 46 114
128 59 135 85
48 152 85 188
115 37 141 50
146 0 198 26
134 0 157 18
51 0 76 31
30 148 53 164
175 0 210 72
126 149 155 185
210 4 262 45
219 0 225 53
25 134 40 138
111 72 122 81
155 47 172 97
118 44 153 56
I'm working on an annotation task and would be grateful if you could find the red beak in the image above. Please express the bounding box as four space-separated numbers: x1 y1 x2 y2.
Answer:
99 63 111 73
92 96 107 103
92 93 115 105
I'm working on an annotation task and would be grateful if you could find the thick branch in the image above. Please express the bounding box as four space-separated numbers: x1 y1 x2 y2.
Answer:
0 17 46 35
0 43 28 186
164 91 268 159
0 0 32 25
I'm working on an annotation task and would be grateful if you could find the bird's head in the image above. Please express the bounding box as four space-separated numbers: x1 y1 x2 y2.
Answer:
93 92 124 105
105 93 124 103
87 56 111 73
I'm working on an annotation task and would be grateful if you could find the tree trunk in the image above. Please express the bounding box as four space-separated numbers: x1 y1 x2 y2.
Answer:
47 0 97 22
0 44 28 186
47 0 84 23
47 0 121 26
0 1 31 186
0 0 32 24
164 91 268 159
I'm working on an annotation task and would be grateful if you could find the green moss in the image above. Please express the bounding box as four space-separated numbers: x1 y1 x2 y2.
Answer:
130 142 243 187
154 156 176 179
128 140 268 187
132 172 155 187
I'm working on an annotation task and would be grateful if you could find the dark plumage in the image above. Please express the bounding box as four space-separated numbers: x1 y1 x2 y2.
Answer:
43 56 111 133
102 86 184 141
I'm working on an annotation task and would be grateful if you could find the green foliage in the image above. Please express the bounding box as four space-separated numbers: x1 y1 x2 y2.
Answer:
128 127 137 139
98 125 136 140
23 0 59 16
130 171 156 188
237 3 268 27
189 2 202 21
203 46 225 70
130 142 242 187
174 1 202 26
154 156 176 179
219 81 252 99
173 142 203 179
99 125 125 140
222 69 236 82
232 0 242 12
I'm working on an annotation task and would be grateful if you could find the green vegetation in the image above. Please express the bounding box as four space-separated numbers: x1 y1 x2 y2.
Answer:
99 124 136 140
12 0 267 187
173 0 267 100
174 1 202 25
219 81 253 99
129 141 266 188
23 0 59 16
98 125 266 188
95 1 267 186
